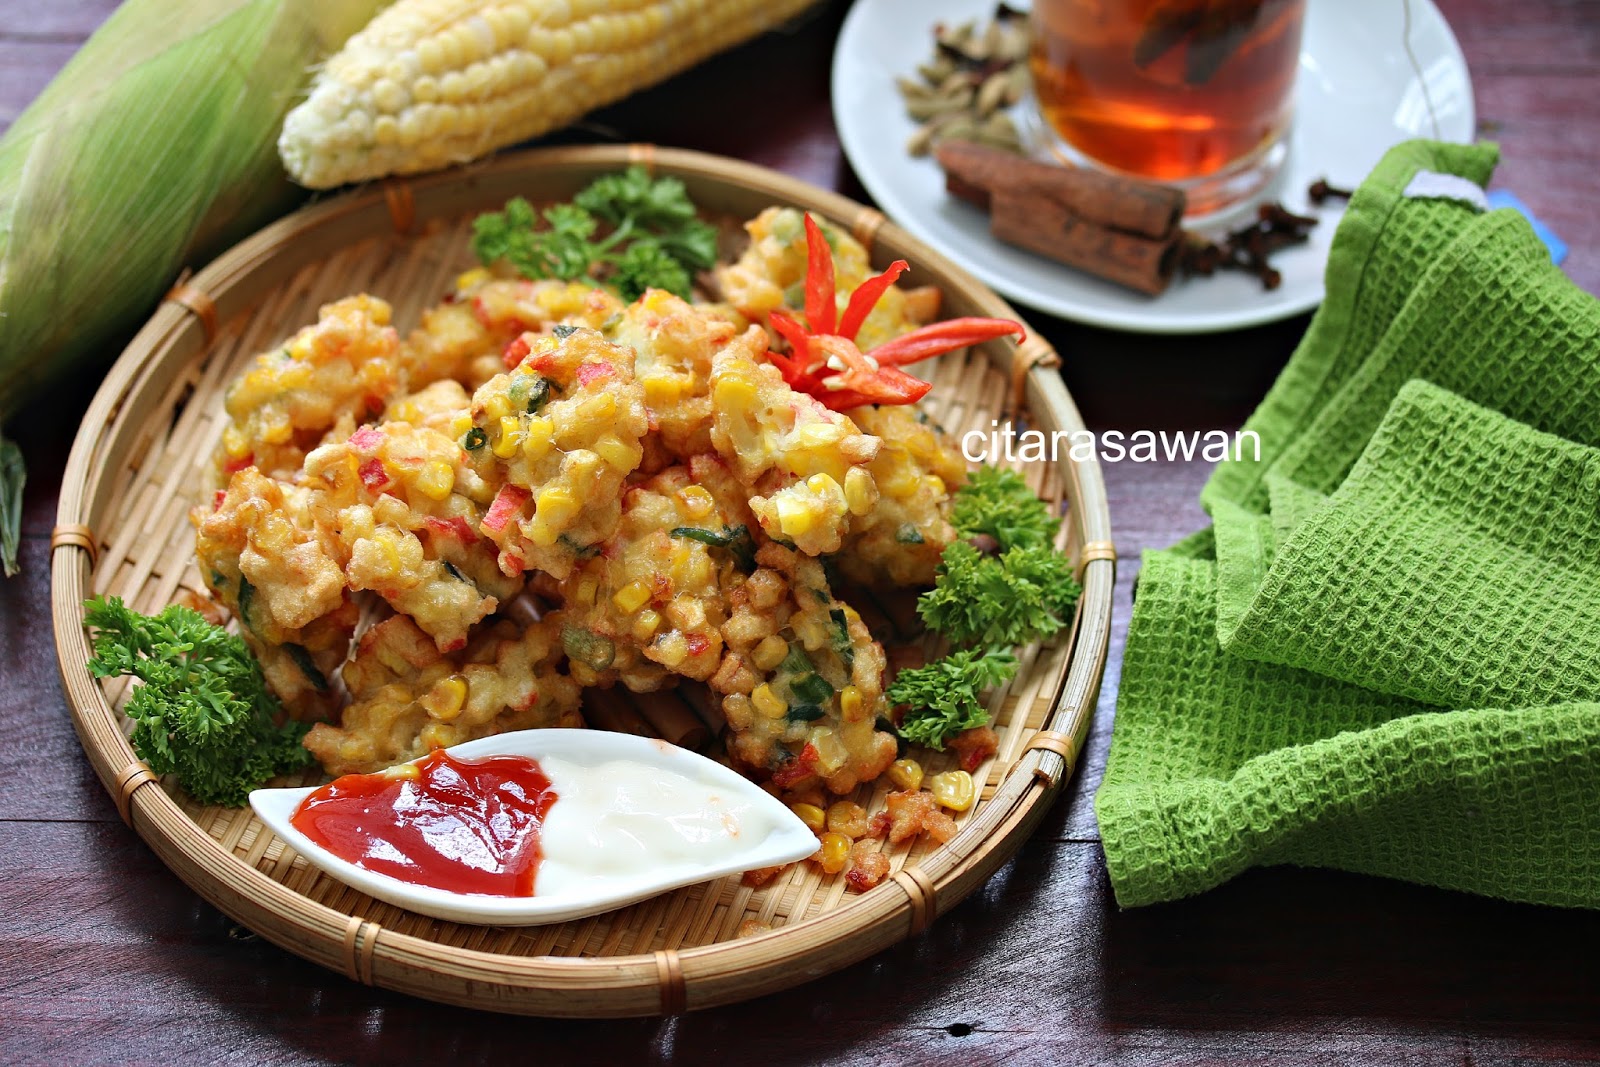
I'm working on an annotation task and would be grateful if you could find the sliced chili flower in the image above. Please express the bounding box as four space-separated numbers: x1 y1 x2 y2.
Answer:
803 214 837 336
762 215 1025 411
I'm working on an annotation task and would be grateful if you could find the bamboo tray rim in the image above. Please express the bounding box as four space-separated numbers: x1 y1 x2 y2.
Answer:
50 144 1115 1017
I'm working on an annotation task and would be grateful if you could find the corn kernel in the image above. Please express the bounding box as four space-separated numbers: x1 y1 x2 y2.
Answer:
535 486 578 527
632 609 661 642
521 416 554 459
449 414 474 439
817 832 851 874
595 433 643 471
524 516 558 548
928 770 976 812
455 267 491 291
577 393 616 421
575 575 600 607
826 801 865 836
751 635 788 672
774 495 818 538
370 533 402 579
222 426 251 461
492 416 522 458
484 394 511 421
844 467 877 516
751 683 787 719
415 460 455 500
643 375 685 406
790 803 825 835
261 413 293 446
714 376 757 407
391 401 419 424
839 684 863 721
794 422 843 448
612 580 652 614
678 485 714 519
419 674 468 721
806 473 840 496
653 632 688 668
809 726 848 774
888 758 924 792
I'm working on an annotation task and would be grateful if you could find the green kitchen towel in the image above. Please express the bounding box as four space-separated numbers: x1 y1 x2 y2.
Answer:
1097 140 1600 908
1215 381 1600 710
1101 551 1600 908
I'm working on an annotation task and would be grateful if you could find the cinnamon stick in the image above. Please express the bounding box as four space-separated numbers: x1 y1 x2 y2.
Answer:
936 139 1185 295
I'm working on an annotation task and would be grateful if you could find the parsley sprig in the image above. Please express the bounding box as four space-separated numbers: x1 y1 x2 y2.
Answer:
888 647 1018 750
470 166 718 302
894 468 1081 749
85 596 312 807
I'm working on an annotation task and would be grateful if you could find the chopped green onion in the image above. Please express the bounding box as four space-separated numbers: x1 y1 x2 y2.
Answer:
791 673 834 706
552 324 579 339
283 643 329 692
895 524 925 544
562 626 615 671
462 427 488 451
786 704 825 723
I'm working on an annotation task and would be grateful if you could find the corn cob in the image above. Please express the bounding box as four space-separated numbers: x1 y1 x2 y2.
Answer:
0 0 382 575
279 0 819 189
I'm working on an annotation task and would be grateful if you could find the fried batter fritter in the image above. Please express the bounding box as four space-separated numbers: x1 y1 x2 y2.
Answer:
837 405 966 587
192 467 356 718
466 326 650 582
216 296 403 481
708 342 880 556
303 612 582 776
555 458 755 691
714 542 897 795
301 419 516 653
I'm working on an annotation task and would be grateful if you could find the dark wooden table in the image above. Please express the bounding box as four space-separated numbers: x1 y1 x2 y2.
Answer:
4 2 1598 1064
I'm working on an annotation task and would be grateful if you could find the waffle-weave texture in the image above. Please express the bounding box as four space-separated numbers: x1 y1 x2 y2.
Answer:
1097 139 1600 908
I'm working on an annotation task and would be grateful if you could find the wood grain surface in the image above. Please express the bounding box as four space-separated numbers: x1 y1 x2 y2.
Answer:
3 1 1597 1064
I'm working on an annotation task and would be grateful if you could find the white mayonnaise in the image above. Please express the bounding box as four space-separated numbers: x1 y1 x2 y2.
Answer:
535 755 782 897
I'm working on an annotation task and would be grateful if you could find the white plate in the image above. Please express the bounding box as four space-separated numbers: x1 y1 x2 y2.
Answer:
832 0 1475 333
251 730 818 926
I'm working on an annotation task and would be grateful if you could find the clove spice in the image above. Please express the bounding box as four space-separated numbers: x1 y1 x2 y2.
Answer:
1308 177 1355 205
1178 202 1319 291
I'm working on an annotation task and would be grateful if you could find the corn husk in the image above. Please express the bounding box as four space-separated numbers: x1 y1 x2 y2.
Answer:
0 0 384 575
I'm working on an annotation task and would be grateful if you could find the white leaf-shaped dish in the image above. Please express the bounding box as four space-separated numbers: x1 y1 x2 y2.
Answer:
250 729 818 926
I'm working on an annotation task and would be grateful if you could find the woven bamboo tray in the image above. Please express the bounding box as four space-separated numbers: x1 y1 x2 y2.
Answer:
51 144 1114 1017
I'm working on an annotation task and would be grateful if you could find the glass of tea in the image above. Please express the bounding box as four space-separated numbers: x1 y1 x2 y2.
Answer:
1029 0 1306 216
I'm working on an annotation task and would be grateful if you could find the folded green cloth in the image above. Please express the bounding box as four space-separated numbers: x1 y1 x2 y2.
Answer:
1097 139 1600 909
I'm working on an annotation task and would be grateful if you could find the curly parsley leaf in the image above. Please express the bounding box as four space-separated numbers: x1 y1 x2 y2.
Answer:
472 167 713 301
950 466 1061 551
612 240 691 302
84 596 312 807
889 647 1018 750
918 541 1081 649
575 167 698 229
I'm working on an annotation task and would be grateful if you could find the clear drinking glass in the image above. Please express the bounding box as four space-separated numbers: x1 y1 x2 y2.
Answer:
1029 0 1306 215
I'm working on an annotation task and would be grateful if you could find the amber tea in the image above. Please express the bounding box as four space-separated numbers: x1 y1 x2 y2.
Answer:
1030 0 1305 201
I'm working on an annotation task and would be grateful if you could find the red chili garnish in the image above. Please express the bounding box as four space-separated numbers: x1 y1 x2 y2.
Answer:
212 489 227 511
686 633 710 656
575 362 613 386
222 453 254 475
482 484 530 533
423 516 479 544
502 335 531 369
349 425 384 451
358 457 390 492
763 215 1025 411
